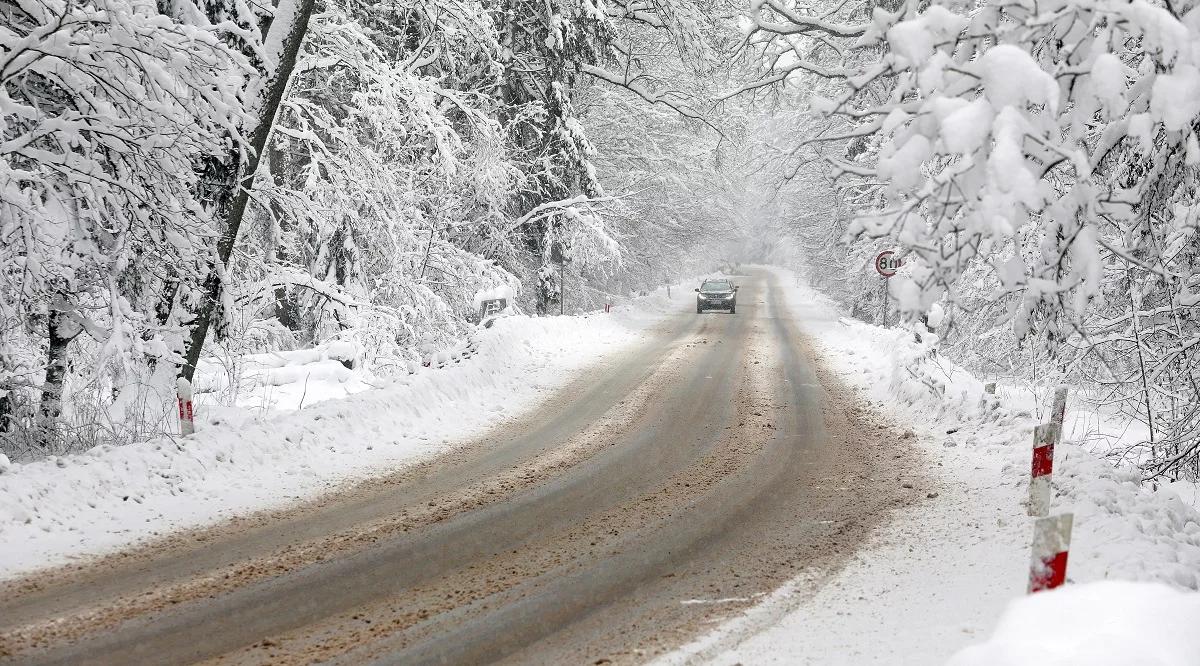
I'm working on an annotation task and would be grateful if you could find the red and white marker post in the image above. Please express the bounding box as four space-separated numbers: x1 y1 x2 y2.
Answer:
1028 388 1068 516
1028 423 1056 517
1023 389 1072 593
177 377 195 436
1028 513 1073 593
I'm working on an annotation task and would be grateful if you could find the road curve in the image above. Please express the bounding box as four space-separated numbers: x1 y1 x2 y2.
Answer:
0 269 923 665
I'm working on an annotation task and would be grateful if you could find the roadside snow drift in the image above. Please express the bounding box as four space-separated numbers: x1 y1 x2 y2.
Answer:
948 581 1200 666
0 294 677 581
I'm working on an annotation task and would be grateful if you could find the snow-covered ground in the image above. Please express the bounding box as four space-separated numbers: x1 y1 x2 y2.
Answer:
948 581 1200 666
0 289 682 581
661 266 1200 665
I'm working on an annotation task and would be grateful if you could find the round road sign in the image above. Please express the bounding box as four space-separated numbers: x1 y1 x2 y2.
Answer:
875 251 902 278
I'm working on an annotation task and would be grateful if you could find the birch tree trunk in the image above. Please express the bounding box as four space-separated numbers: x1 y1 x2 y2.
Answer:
39 308 80 444
179 0 317 381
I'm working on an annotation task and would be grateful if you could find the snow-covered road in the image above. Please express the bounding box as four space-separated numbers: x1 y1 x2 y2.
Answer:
3 267 1196 665
0 291 674 580
0 269 920 664
660 267 1200 666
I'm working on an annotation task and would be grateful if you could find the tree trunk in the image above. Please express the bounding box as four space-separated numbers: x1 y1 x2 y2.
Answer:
0 393 11 434
1128 271 1155 459
266 141 301 332
40 309 73 434
180 0 317 381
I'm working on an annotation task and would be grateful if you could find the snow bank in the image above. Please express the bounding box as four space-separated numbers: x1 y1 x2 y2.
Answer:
665 266 1200 665
801 293 1200 591
776 266 1200 587
190 340 372 414
948 581 1200 666
0 290 681 580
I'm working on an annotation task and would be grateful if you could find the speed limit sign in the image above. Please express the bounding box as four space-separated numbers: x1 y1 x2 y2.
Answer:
875 251 902 278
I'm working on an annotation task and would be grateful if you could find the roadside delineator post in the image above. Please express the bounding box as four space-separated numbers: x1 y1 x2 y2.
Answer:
1050 386 1068 437
1028 513 1073 593
177 377 195 436
1028 423 1056 516
1022 388 1073 593
1028 387 1068 516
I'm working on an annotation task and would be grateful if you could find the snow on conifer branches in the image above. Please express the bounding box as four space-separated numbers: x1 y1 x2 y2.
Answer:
746 0 1200 324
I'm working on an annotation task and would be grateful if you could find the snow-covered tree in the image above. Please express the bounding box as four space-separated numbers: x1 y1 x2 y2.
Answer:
0 0 744 459
236 0 519 362
566 0 738 297
0 0 247 449
736 0 1200 479
486 0 615 311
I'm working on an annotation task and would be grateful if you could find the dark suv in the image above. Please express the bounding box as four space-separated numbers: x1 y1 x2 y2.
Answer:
695 279 738 314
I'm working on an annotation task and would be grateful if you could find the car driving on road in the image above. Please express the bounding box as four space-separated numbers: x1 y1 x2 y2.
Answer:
695 279 738 314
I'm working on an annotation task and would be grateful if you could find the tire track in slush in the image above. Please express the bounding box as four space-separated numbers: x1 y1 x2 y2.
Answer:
1 271 927 665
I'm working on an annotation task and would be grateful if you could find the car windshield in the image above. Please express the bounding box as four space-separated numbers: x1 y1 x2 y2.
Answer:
701 281 732 292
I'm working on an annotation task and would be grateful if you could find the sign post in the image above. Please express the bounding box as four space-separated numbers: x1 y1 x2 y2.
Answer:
874 251 902 326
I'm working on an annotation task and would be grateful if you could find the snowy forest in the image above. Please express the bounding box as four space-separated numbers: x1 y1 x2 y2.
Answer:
3 0 1200 485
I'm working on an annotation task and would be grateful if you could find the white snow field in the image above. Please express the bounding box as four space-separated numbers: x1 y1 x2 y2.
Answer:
661 266 1200 665
0 289 680 581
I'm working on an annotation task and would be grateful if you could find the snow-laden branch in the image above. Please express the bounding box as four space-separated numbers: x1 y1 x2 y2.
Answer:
747 0 869 38
579 63 716 132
